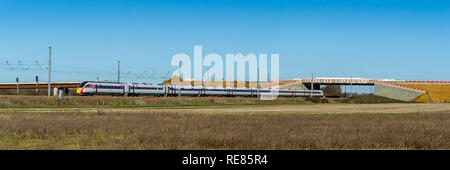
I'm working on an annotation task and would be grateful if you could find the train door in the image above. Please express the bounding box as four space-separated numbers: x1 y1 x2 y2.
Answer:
124 84 129 95
171 86 176 96
199 87 205 96
127 85 133 95
164 86 168 96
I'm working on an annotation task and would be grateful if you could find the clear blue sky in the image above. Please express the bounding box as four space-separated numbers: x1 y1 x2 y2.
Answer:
0 0 449 83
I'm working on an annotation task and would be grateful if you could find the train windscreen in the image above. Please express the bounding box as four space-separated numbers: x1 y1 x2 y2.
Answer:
78 81 88 88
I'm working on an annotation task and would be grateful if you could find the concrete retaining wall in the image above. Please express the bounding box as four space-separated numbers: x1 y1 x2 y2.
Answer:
374 83 425 102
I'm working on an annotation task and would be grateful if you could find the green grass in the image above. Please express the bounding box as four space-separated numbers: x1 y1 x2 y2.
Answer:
0 95 311 108
0 102 314 109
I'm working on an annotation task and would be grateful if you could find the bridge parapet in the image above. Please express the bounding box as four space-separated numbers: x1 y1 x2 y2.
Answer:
0 81 82 89
296 78 381 85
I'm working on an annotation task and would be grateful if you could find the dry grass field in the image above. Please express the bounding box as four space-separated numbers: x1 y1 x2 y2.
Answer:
0 95 309 107
0 95 448 150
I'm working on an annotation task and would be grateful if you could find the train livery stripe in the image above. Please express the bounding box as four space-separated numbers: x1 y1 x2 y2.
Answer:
78 82 323 97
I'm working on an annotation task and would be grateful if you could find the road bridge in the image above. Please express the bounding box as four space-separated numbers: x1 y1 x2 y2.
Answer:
0 81 82 96
0 81 81 89
284 78 394 90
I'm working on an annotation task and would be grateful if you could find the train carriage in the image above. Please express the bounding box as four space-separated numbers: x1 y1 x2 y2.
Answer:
128 84 166 96
204 87 229 96
178 86 205 96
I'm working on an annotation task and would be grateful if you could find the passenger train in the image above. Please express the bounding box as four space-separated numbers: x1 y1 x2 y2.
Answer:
76 81 323 97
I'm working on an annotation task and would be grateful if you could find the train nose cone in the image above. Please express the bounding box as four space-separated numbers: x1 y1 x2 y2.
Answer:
76 88 83 95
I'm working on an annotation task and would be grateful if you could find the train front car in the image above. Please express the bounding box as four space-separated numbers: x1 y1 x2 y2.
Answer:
76 81 90 96
77 81 127 96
